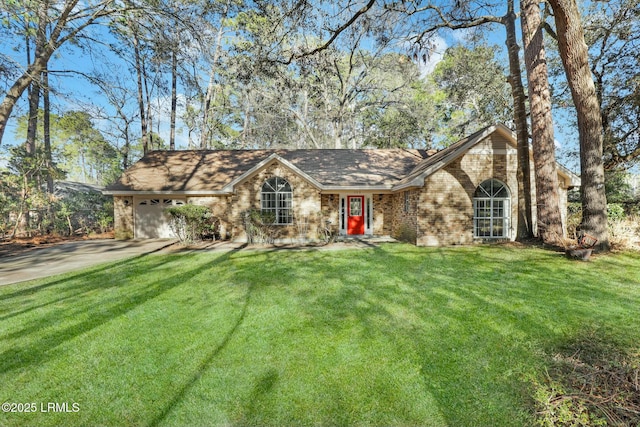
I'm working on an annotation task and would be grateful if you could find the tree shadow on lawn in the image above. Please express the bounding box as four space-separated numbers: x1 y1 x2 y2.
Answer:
285 244 640 426
7 243 623 426
148 246 253 427
0 249 242 375
0 254 148 303
0 254 165 322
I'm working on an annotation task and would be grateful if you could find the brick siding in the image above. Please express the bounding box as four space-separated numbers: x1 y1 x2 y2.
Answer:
388 191 420 243
416 135 518 246
229 161 322 240
113 132 573 245
113 196 134 239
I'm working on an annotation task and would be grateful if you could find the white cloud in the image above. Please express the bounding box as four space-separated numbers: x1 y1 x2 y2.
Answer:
451 28 475 43
419 34 447 77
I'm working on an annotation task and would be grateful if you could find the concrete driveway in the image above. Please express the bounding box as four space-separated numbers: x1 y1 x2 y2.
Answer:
0 239 175 286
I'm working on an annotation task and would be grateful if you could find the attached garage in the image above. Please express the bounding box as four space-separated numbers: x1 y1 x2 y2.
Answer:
105 125 581 245
134 198 185 238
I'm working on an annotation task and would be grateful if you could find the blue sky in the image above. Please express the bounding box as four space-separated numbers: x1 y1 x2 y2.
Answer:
1 21 193 151
0 3 581 171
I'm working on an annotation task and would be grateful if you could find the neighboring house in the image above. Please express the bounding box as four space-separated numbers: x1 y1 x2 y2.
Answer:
104 124 580 246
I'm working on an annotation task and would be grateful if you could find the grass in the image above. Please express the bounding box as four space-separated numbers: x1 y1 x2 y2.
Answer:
0 243 639 426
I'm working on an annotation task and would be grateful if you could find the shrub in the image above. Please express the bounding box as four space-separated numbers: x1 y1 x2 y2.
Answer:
243 209 279 244
394 222 417 244
566 203 582 239
47 191 113 236
607 203 626 222
114 229 134 240
165 204 219 245
567 202 638 247
609 214 640 251
622 201 640 216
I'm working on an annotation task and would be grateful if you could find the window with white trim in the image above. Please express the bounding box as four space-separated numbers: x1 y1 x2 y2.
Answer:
261 177 293 224
473 179 510 238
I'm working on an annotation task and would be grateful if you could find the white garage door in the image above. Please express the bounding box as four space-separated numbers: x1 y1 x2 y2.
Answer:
135 198 185 238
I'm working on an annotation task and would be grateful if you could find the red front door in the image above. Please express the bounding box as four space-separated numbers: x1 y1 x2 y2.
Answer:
347 196 365 235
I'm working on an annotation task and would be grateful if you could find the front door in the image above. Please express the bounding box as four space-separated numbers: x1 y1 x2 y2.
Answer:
347 196 365 235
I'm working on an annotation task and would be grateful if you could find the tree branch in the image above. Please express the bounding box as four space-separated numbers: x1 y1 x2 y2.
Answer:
287 0 376 62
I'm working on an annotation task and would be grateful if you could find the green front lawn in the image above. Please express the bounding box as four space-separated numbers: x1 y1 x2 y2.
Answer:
1 244 638 426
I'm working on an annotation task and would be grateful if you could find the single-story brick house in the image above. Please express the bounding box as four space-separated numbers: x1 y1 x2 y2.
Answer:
104 124 580 246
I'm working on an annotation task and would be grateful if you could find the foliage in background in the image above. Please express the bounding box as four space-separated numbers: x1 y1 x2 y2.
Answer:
566 201 640 250
2 0 638 250
0 170 21 237
548 0 640 170
605 170 637 204
50 185 114 236
1 146 63 238
14 110 122 186
0 1 521 154
0 147 112 239
165 204 219 245
584 0 640 170
568 168 639 248
431 44 513 144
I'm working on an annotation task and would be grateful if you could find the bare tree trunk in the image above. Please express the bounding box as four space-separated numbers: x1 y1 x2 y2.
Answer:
25 78 40 155
144 63 153 150
25 1 48 155
520 0 565 245
130 19 148 155
0 53 48 145
333 123 343 149
240 93 251 148
547 0 610 251
289 89 321 148
123 123 131 169
201 24 225 149
504 0 533 240
170 48 177 150
18 175 30 238
43 70 54 194
81 148 87 183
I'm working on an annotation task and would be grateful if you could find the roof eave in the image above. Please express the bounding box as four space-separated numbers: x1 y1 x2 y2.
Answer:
222 153 323 192
102 190 232 196
556 164 581 188
392 179 427 192
402 124 513 186
321 184 395 192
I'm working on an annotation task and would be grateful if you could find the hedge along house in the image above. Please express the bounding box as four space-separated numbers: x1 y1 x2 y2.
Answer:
104 124 580 246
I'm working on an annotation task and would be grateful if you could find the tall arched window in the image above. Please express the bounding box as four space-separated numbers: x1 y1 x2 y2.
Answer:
473 179 510 238
261 177 293 224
